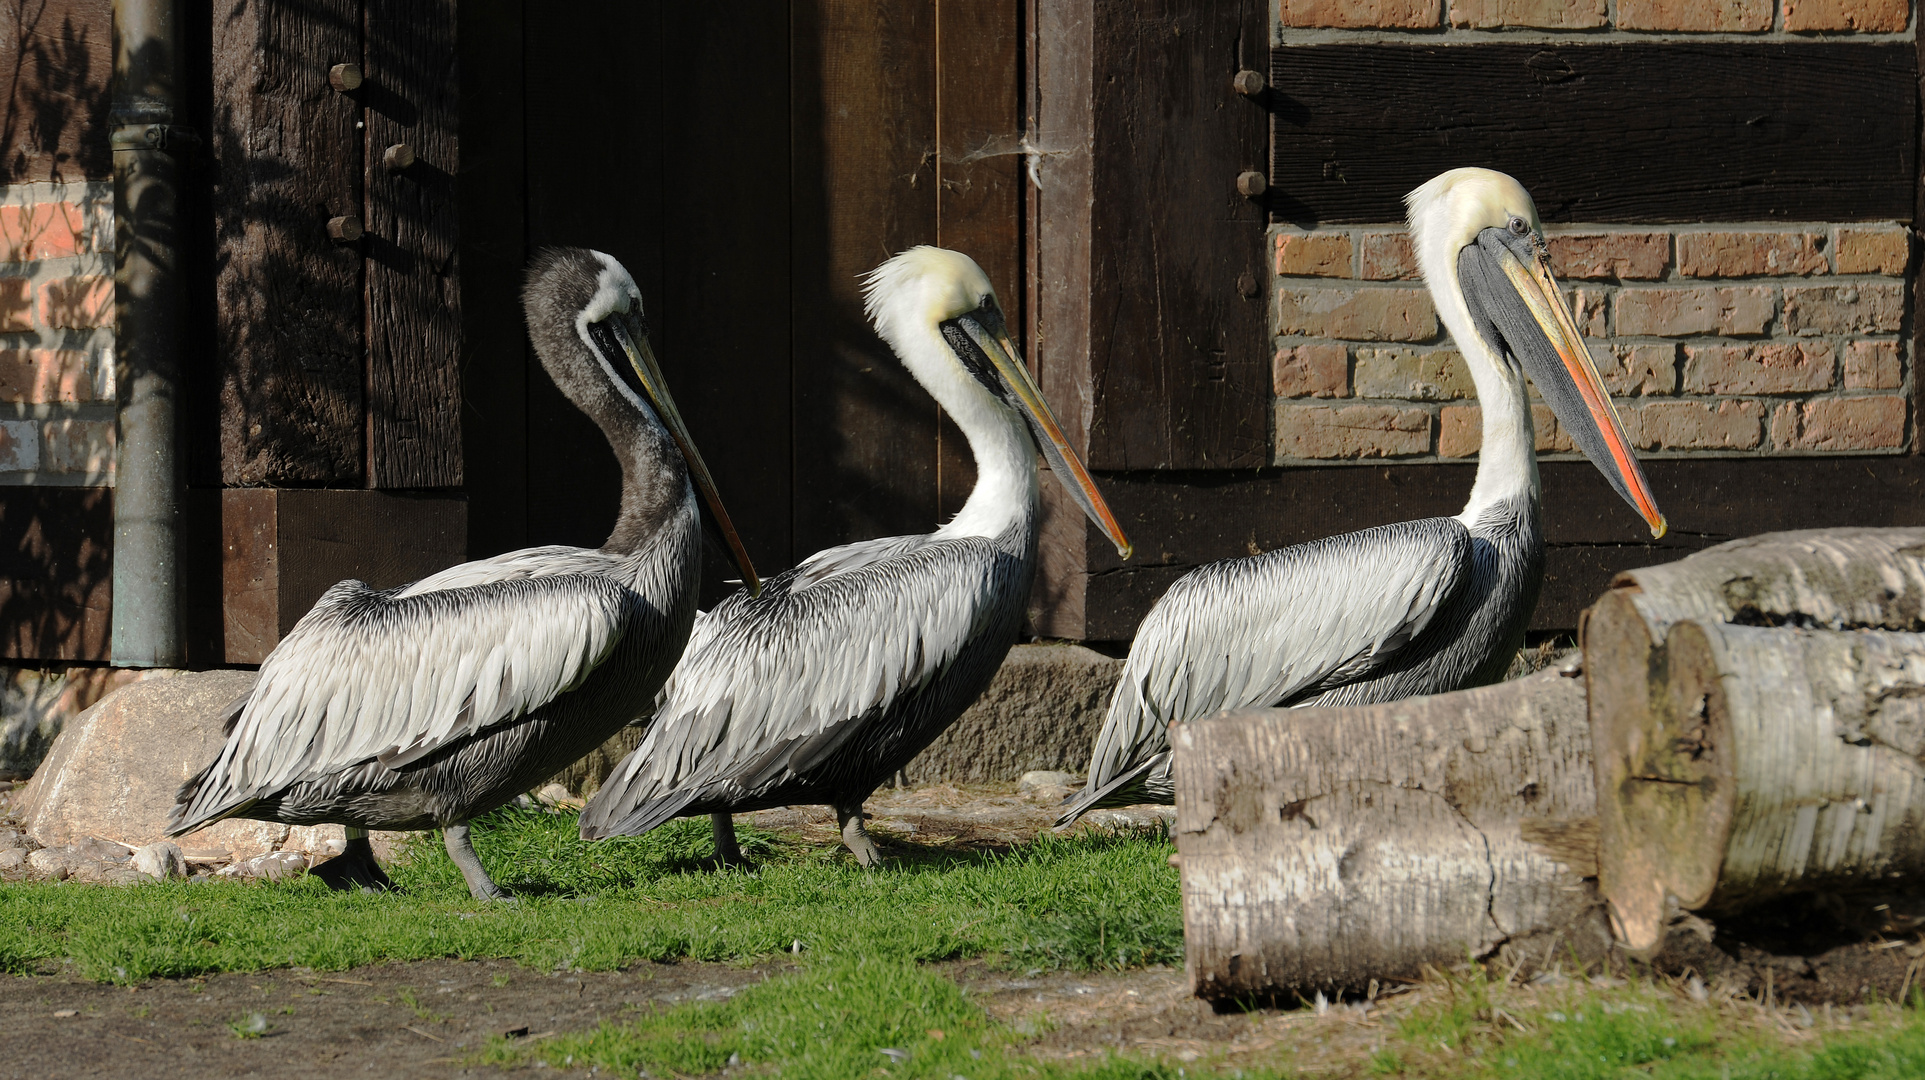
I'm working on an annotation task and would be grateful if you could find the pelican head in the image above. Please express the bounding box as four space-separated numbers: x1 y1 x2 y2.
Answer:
523 247 760 593
863 246 1132 558
1408 169 1666 538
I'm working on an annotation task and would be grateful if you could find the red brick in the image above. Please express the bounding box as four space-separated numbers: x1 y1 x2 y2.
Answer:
0 420 36 471
1566 288 1609 337
1783 283 1905 335
0 278 28 332
39 275 114 329
1784 0 1908 30
1624 400 1764 450
1438 404 1573 457
39 418 114 476
1547 233 1669 281
1772 397 1907 451
1682 341 1834 395
1276 286 1437 342
1834 227 1909 276
1275 232 1352 277
1275 403 1430 459
1353 347 1474 401
1616 0 1771 29
1594 343 1677 396
1279 0 1439 26
0 349 93 403
1613 287 1774 337
1360 233 1419 281
1449 0 1604 25
0 203 89 261
1677 232 1827 278
1843 340 1902 391
1273 343 1349 398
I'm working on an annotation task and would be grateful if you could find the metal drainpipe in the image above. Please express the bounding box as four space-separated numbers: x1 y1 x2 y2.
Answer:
109 0 189 668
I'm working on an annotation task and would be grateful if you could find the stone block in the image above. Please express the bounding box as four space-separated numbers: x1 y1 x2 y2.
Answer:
0 666 140 780
1273 343 1349 399
133 841 186 880
1593 343 1677 396
1783 0 1908 30
1275 232 1352 277
1833 226 1909 276
904 644 1124 783
1616 0 1771 29
0 203 89 261
1436 404 1572 458
1276 286 1437 342
1843 340 1902 390
0 278 29 332
1677 231 1827 278
1352 346 1474 400
1360 232 1418 280
39 275 113 329
1275 403 1431 459
0 349 93 403
1279 0 1440 27
1449 0 1605 26
40 418 114 478
1547 233 1669 280
0 419 35 471
1783 283 1905 335
1613 287 1774 337
1624 400 1765 450
1566 288 1610 336
1682 341 1835 395
1772 396 1908 451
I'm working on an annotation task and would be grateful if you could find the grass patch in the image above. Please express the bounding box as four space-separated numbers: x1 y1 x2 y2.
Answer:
0 805 1179 984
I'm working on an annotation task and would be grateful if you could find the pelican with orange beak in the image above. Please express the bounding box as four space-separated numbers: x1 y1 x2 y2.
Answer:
1059 167 1666 824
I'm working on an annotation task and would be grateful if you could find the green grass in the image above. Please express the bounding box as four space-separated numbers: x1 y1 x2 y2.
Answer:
0 805 1180 984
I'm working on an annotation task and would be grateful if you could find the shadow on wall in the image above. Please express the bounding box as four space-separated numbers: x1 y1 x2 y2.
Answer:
0 487 110 662
1 0 112 185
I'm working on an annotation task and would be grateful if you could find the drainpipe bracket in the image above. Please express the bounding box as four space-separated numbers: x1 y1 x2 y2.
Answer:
111 124 200 155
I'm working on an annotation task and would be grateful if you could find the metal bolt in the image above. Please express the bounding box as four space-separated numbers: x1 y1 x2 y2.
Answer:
328 63 363 92
1233 69 1266 97
1236 170 1268 198
326 215 363 243
382 143 416 172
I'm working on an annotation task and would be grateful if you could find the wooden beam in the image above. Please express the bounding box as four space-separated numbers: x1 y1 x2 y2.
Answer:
1268 43 1919 225
0 488 111 661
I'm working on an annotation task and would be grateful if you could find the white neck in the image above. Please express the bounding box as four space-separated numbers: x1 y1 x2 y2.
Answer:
896 322 1038 541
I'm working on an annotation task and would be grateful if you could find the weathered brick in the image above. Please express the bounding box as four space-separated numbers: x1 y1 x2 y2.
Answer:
0 349 94 403
1677 232 1827 278
1834 226 1909 276
1449 0 1604 26
1276 286 1437 342
1360 233 1419 281
1783 283 1905 335
1566 288 1609 337
1593 343 1677 396
1275 403 1430 459
39 275 114 329
1547 233 1669 281
1783 0 1908 30
1613 287 1774 337
1624 400 1764 450
0 203 89 261
1273 343 1349 398
1279 0 1440 26
0 419 36 471
40 418 115 477
0 278 28 332
1772 396 1908 451
1275 232 1353 277
1616 0 1771 30
1682 341 1834 395
1843 340 1902 390
1353 347 1474 401
1438 403 1572 457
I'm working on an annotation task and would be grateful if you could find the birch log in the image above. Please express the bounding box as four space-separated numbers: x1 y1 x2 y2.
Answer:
1172 667 1606 1001
1582 527 1925 953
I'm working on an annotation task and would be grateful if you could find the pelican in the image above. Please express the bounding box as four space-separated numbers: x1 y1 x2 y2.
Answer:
168 247 758 899
1057 168 1666 825
579 246 1132 864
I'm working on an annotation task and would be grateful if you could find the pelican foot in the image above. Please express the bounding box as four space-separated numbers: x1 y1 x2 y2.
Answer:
311 836 395 893
836 804 883 868
443 821 513 902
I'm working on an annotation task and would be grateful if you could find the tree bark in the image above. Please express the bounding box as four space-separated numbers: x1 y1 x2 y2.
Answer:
1171 667 1609 1001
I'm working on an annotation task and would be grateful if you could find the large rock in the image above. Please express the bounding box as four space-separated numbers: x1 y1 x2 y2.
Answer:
903 643 1123 784
15 669 347 860
0 666 148 780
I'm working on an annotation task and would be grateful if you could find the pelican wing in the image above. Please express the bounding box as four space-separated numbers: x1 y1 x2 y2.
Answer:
582 535 1008 837
1063 517 1471 822
170 548 638 833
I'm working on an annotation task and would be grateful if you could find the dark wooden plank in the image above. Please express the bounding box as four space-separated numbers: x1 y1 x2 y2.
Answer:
0 487 110 661
0 0 111 183
790 0 940 559
1268 43 1919 226
454 0 527 557
1074 458 1925 641
220 488 278 665
364 0 462 488
213 0 366 485
1085 0 1270 471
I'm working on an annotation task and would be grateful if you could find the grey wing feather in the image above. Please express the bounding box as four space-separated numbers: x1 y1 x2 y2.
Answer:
1061 518 1470 825
171 548 636 833
583 536 1001 835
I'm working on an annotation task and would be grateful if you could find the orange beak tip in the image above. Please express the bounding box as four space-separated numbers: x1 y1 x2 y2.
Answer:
1650 515 1668 541
1116 540 1134 560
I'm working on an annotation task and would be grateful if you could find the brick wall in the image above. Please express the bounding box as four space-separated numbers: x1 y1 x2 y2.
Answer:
1271 0 1914 462
0 183 115 486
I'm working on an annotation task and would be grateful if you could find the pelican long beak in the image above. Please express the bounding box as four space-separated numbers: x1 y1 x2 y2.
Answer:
950 307 1133 559
608 319 763 594
1463 235 1668 539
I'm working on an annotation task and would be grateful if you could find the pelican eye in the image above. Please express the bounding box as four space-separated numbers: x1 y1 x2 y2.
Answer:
1507 215 1530 237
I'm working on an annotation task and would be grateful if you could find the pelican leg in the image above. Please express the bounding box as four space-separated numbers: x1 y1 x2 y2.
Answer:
709 812 751 869
312 827 394 893
835 804 882 868
443 821 511 901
